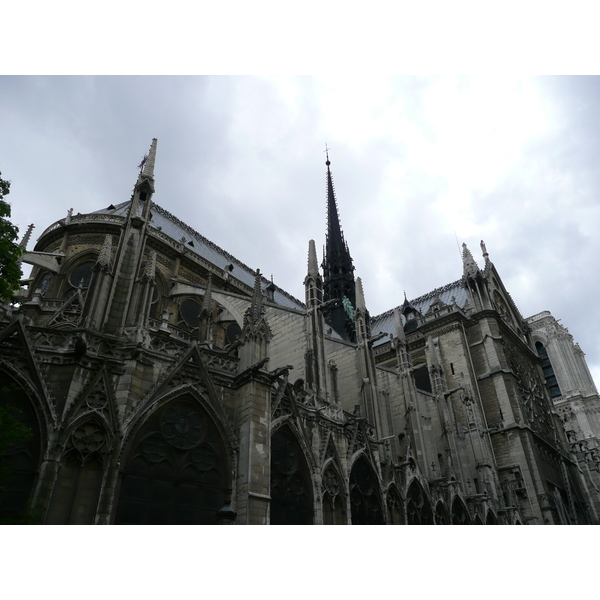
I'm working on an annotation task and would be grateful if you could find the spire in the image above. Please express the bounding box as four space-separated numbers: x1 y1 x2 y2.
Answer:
356 277 366 311
250 268 264 323
462 242 480 278
393 307 405 342
325 149 346 252
307 239 319 277
140 138 157 180
321 149 356 342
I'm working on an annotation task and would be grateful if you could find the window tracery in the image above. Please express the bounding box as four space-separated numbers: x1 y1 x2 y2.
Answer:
349 457 384 525
406 479 433 525
322 466 345 525
115 398 228 525
270 427 313 525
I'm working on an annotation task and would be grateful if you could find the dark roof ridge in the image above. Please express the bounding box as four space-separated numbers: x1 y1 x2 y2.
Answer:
372 279 463 321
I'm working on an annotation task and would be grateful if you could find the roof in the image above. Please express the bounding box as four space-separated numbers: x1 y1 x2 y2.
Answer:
91 201 306 311
371 279 468 344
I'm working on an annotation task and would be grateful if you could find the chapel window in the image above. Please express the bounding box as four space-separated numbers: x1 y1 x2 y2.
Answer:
535 342 562 398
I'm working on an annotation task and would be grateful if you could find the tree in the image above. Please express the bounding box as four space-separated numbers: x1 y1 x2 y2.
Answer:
0 171 23 303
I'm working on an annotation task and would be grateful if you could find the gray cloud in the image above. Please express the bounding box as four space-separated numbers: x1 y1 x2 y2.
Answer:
1 75 599 383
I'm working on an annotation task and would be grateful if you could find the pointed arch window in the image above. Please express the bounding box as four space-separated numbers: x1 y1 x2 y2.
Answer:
115 397 230 524
451 497 472 525
322 466 346 525
535 342 562 398
386 486 405 525
46 420 107 524
349 457 384 525
270 427 313 525
406 479 433 524
435 501 451 525
0 373 43 522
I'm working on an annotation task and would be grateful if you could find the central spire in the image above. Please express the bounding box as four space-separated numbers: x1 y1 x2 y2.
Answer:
325 148 345 251
321 149 356 342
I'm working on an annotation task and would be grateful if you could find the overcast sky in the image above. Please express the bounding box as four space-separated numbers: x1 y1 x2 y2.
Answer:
1 76 599 385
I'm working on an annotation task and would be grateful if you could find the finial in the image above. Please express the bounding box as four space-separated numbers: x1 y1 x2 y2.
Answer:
480 239 489 261
307 239 319 276
325 143 330 166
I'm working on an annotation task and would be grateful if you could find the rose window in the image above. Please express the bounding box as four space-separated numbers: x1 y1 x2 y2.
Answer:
160 404 207 449
72 422 105 455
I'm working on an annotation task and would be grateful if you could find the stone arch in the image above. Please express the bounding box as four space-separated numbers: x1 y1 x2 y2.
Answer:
46 416 109 524
406 478 433 525
386 484 405 525
0 368 47 521
115 393 232 524
349 454 384 525
122 357 237 462
170 286 245 330
271 415 318 473
321 460 346 525
473 514 484 525
435 500 451 525
451 496 472 524
486 509 498 525
270 425 314 524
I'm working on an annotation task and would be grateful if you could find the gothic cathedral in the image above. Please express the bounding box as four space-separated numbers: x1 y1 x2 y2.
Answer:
2 139 599 524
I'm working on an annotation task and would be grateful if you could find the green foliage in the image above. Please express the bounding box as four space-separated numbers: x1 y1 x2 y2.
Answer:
0 171 23 303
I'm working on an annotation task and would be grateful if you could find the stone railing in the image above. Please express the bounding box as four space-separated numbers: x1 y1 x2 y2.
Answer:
37 213 127 241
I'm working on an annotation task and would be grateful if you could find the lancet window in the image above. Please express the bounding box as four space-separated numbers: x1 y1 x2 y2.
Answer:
46 420 107 524
270 427 313 525
349 457 384 525
115 397 229 524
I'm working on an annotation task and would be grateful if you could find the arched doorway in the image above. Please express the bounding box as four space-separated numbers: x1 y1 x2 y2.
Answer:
0 371 43 522
270 426 313 524
349 456 384 525
115 397 230 524
406 479 433 524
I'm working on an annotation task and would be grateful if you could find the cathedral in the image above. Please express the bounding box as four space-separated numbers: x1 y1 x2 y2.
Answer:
1 139 599 524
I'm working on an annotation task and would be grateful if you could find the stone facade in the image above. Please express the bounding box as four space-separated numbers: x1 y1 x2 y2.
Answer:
0 139 598 524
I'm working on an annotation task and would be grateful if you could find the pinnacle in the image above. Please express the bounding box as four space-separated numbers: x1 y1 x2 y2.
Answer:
462 242 480 277
307 239 319 276
140 138 157 179
356 277 366 311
